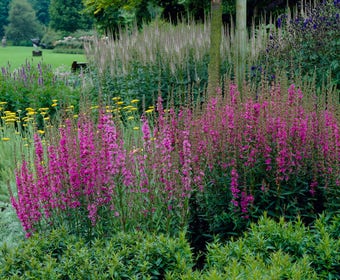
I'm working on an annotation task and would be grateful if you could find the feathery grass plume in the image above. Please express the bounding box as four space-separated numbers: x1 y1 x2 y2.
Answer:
84 18 271 109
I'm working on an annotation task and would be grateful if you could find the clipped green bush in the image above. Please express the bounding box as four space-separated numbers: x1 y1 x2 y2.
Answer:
0 229 193 279
204 213 340 280
1 214 338 279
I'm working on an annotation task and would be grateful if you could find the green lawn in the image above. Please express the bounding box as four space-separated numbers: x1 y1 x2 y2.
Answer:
0 46 86 70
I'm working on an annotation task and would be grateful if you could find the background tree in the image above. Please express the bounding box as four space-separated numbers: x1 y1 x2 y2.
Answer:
29 0 51 26
153 0 185 23
82 0 144 34
5 0 43 45
0 0 10 37
49 0 93 33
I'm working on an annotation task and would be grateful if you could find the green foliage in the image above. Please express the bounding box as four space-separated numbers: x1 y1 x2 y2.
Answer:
0 0 10 37
189 156 325 245
28 0 51 25
83 0 144 34
40 28 64 49
1 214 338 279
49 0 93 33
307 214 340 278
5 0 43 46
0 205 24 248
93 56 209 112
0 229 193 279
0 62 81 114
259 0 340 91
204 213 340 279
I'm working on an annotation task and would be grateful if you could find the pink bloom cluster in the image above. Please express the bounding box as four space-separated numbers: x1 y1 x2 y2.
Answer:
188 84 339 216
11 84 340 236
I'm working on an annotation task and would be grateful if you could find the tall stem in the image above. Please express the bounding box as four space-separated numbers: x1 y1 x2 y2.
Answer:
236 0 247 97
207 0 222 98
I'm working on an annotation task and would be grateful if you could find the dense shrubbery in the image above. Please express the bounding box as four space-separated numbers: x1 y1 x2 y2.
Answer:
203 213 340 279
0 228 193 279
1 214 338 279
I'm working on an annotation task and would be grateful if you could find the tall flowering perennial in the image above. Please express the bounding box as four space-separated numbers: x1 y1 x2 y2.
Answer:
10 114 125 236
11 105 206 237
190 84 339 218
11 161 41 238
265 0 340 90
10 83 339 237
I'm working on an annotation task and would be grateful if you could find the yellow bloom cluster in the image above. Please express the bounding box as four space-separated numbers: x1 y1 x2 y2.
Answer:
1 111 18 125
110 97 139 115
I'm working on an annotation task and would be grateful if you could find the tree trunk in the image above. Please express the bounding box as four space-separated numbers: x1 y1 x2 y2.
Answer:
236 0 247 95
207 0 222 98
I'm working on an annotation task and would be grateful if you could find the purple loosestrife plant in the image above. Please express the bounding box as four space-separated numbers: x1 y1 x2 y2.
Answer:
189 83 339 242
11 105 206 237
10 83 339 239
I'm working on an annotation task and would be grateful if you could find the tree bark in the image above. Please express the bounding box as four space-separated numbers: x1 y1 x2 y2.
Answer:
207 0 222 98
236 0 247 94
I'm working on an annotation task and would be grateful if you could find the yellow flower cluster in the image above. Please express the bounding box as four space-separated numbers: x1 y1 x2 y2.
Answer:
108 97 139 115
51 99 58 107
145 105 154 114
0 96 157 141
1 110 19 125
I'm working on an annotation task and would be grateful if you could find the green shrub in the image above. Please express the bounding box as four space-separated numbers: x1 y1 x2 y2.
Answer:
0 229 193 279
1 214 338 279
204 213 340 279
306 214 340 278
40 28 64 49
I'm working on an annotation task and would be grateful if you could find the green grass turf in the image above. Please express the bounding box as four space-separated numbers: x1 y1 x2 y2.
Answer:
0 46 86 70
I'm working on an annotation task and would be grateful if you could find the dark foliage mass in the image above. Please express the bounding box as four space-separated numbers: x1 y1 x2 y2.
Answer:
254 0 340 91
